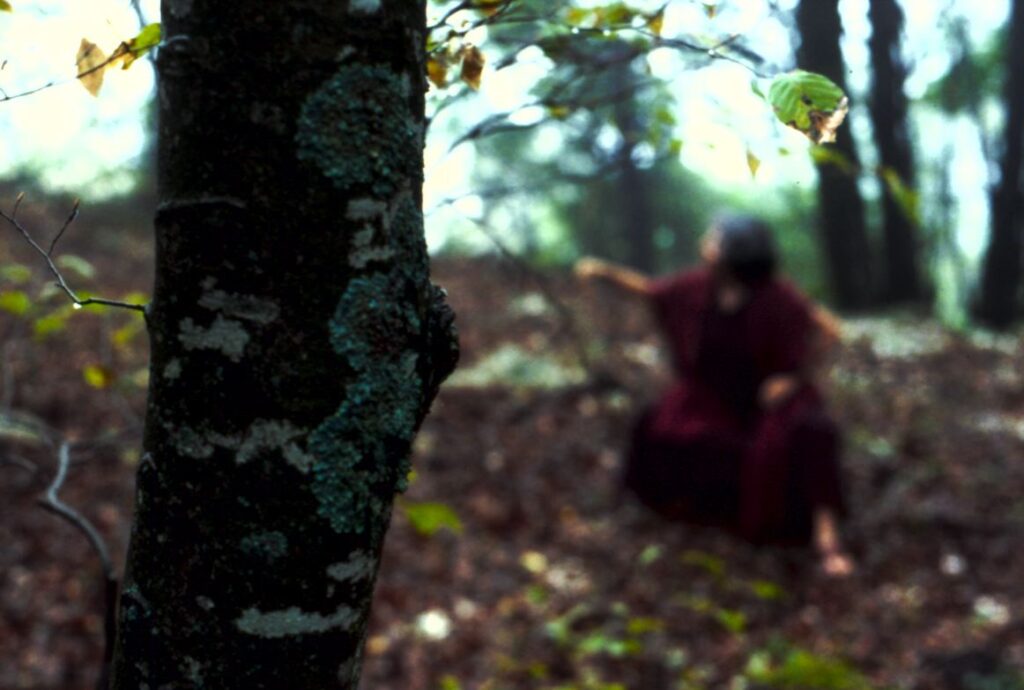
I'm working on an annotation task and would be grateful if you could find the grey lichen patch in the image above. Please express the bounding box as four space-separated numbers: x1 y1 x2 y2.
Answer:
182 657 204 686
235 604 358 638
198 290 280 325
326 550 375 584
296 64 420 196
196 596 215 611
240 531 289 562
349 0 382 13
235 419 311 470
164 358 183 380
346 198 388 221
178 316 250 362
174 426 214 459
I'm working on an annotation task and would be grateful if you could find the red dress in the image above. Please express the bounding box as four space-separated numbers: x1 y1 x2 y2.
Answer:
624 268 845 546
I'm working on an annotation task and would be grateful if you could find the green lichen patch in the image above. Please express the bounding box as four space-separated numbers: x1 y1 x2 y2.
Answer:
295 64 420 196
308 272 424 537
240 531 290 562
235 604 359 638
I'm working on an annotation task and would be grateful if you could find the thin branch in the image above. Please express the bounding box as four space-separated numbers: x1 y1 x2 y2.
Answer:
0 198 148 314
37 442 118 690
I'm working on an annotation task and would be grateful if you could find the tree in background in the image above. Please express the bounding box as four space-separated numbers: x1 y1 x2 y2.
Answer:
976 0 1024 328
796 0 875 310
109 1 457 688
868 0 926 305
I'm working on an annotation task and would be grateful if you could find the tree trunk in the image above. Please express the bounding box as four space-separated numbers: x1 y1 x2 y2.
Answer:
109 1 458 688
612 62 656 273
796 0 875 310
976 0 1024 328
868 0 926 304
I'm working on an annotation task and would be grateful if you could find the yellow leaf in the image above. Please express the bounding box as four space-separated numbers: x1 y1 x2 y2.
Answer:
746 150 761 178
83 364 115 389
473 0 504 16
427 56 449 88
76 38 108 97
0 1 12 12
566 7 590 25
646 9 665 37
808 97 849 144
460 44 485 91
546 104 572 120
117 23 161 70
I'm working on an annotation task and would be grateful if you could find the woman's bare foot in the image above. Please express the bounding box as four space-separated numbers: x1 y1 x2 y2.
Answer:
814 508 854 577
820 549 855 577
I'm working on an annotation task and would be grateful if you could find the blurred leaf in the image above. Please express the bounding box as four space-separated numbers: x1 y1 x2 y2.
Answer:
76 38 108 96
626 617 664 635
439 675 463 690
750 580 786 601
33 312 68 339
460 44 485 90
0 412 49 446
472 0 503 16
0 290 31 316
546 104 572 120
879 166 920 226
0 1 11 12
747 150 761 178
810 145 855 174
0 263 32 284
638 544 662 566
402 501 463 536
646 9 664 36
111 320 142 348
746 647 875 689
703 2 718 19
520 550 548 574
715 608 746 634
680 549 725 578
83 363 116 389
56 254 96 280
769 70 848 144
751 78 767 100
427 56 449 88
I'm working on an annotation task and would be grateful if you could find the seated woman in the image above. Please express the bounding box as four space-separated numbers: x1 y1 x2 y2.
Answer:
577 214 853 576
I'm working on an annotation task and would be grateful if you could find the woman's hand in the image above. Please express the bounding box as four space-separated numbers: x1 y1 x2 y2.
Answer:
574 257 612 281
759 374 800 409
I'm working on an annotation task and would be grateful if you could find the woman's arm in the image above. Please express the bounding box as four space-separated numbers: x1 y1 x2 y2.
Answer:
759 304 843 409
574 257 653 297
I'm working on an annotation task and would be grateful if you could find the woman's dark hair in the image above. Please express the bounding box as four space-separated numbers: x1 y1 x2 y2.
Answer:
712 213 778 286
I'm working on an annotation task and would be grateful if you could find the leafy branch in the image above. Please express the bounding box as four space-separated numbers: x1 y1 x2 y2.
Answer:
0 195 148 314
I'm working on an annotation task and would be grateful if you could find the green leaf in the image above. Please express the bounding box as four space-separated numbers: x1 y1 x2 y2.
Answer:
56 254 96 280
714 608 747 634
768 70 849 144
0 263 32 284
119 23 161 69
680 549 726 578
0 290 31 316
809 145 855 174
32 312 68 339
750 579 786 601
0 1 12 12
83 364 115 389
879 166 920 226
402 501 463 537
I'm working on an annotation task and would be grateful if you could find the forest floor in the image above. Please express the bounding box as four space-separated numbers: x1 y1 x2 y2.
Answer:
2 246 1024 690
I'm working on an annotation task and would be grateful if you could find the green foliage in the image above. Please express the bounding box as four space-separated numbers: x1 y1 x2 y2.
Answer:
746 647 877 690
769 70 849 144
0 290 31 316
402 501 464 537
446 343 586 389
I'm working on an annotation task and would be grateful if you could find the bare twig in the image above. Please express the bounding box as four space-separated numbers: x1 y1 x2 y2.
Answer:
0 197 147 314
37 442 118 690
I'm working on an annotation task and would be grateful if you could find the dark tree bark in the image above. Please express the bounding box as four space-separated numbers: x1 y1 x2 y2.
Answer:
976 0 1024 328
796 0 875 310
612 61 656 273
109 1 457 688
868 0 926 304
